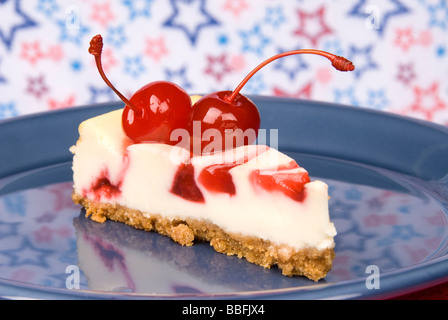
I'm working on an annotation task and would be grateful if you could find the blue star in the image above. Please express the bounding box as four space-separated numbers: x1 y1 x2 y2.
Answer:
367 196 384 210
239 24 270 56
122 0 154 20
347 44 378 79
217 33 229 46
0 0 38 51
2 237 52 268
244 74 265 94
273 47 308 80
366 89 389 110
427 1 448 30
333 86 360 106
436 44 446 58
323 39 344 56
58 238 78 265
36 0 59 18
327 184 337 195
357 247 402 273
376 236 395 247
124 55 146 78
330 199 358 220
3 192 26 215
397 205 410 214
388 224 424 241
56 19 90 47
264 6 286 28
348 0 410 36
164 66 192 90
345 187 363 201
163 0 220 46
0 58 6 84
0 221 20 240
88 86 115 103
335 221 376 252
106 26 127 48
70 59 83 72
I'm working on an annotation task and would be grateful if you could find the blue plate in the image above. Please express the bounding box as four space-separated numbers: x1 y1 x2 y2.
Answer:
0 97 447 300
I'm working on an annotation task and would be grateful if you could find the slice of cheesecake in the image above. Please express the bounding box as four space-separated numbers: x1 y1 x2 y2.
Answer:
70 108 336 281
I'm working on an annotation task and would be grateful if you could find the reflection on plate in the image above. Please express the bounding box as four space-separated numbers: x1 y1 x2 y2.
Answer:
74 208 310 294
0 156 446 298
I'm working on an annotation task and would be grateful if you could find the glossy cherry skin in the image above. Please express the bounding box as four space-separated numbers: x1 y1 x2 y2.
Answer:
189 91 260 154
122 81 192 144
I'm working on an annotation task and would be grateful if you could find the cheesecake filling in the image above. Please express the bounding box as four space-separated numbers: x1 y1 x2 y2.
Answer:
71 109 336 251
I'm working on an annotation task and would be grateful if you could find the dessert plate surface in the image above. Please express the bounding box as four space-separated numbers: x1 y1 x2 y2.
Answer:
0 97 447 300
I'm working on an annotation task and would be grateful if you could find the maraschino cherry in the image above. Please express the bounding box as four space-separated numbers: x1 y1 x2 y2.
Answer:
89 34 192 145
90 34 354 154
189 49 354 154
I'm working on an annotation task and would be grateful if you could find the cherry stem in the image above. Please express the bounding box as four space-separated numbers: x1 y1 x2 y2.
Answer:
226 49 355 103
89 34 139 112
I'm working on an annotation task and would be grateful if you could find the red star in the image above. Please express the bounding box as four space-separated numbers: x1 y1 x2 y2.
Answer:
394 27 415 51
272 82 313 99
34 226 54 243
417 30 433 47
315 66 333 85
230 54 246 72
11 270 34 283
46 44 64 62
56 227 73 238
405 245 431 264
407 82 446 121
45 182 79 211
425 210 446 226
26 75 49 99
364 214 398 227
145 36 168 62
47 94 75 110
90 2 115 27
396 62 416 85
20 41 44 65
204 53 232 82
293 6 332 47
222 0 249 17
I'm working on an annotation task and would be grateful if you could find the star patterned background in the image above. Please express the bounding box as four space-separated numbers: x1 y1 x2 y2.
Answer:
0 0 447 126
1 0 448 293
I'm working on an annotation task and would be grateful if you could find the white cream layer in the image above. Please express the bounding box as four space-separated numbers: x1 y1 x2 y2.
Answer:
71 109 336 250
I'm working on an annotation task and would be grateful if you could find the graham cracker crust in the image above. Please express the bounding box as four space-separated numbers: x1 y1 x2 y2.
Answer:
72 193 334 281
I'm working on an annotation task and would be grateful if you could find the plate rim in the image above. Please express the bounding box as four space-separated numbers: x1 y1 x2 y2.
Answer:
1 96 448 133
1 97 448 300
1 254 448 300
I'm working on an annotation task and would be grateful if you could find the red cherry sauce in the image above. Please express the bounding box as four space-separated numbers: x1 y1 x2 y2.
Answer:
85 152 131 201
198 163 238 195
172 161 238 201
250 161 310 202
171 146 269 201
87 168 122 201
170 163 205 203
197 146 269 196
